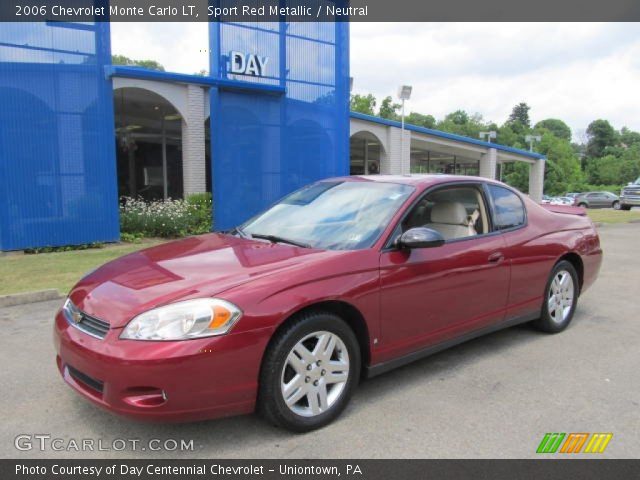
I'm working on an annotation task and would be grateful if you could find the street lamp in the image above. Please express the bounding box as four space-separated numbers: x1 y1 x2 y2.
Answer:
479 131 497 142
398 85 412 174
525 134 542 152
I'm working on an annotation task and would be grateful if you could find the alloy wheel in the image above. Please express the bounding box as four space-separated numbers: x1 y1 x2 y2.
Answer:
547 270 575 324
280 331 350 417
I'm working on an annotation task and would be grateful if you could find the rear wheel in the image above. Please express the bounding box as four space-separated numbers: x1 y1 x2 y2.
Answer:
258 311 360 432
534 260 579 333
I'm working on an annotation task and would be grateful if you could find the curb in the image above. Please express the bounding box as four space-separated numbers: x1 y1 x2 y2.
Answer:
0 289 63 308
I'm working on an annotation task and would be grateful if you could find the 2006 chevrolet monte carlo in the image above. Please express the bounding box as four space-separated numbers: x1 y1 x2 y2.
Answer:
54 175 602 432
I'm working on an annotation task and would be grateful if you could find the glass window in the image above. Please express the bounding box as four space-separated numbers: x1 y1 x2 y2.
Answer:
401 186 489 241
242 181 414 250
488 185 526 230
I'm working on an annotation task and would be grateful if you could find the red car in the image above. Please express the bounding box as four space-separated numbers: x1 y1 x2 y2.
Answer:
54 175 602 432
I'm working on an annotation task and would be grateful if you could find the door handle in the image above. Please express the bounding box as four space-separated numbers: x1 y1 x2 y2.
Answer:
488 252 504 263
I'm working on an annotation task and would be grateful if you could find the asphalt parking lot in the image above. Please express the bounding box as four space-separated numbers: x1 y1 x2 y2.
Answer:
1 223 638 459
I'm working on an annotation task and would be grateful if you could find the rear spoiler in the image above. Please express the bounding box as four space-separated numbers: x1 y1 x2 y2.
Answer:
541 204 587 216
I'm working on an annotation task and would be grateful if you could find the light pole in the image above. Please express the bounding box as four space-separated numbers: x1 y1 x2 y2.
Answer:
525 134 541 152
479 131 497 142
398 85 412 174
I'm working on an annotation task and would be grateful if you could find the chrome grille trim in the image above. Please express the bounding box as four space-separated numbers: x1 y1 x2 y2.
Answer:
67 310 110 340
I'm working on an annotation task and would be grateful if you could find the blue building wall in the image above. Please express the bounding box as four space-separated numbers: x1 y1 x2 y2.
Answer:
0 22 119 250
209 21 350 230
0 18 350 249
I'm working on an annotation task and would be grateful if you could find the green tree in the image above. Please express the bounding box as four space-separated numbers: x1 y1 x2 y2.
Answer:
537 133 585 195
503 162 530 193
112 54 165 71
507 102 531 129
586 119 618 158
406 112 436 129
350 93 377 115
620 127 640 147
436 110 490 139
378 96 401 120
535 118 572 142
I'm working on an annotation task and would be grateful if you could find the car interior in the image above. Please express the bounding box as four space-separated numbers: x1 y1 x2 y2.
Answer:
401 186 490 241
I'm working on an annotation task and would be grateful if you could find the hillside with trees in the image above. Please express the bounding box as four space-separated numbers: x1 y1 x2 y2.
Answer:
350 94 640 195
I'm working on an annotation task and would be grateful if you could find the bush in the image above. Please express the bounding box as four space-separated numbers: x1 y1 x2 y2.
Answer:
24 243 104 255
119 194 212 239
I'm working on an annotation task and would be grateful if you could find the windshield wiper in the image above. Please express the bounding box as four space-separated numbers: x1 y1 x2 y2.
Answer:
230 227 250 239
249 233 311 249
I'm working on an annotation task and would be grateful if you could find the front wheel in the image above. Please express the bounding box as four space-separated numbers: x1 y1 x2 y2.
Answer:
258 311 361 432
612 200 621 210
577 202 588 208
621 204 632 211
534 260 579 333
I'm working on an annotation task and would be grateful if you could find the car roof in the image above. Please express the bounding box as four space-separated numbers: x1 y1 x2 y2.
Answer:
326 174 496 188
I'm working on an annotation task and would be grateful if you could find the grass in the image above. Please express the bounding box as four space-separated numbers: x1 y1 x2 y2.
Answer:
0 240 165 296
586 209 640 224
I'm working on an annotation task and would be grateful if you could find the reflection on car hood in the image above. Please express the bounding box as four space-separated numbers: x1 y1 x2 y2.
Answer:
69 234 336 328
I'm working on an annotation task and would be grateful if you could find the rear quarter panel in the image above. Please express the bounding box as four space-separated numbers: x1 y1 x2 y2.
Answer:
503 197 602 320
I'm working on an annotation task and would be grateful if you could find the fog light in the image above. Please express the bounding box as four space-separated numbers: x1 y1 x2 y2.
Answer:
123 387 167 408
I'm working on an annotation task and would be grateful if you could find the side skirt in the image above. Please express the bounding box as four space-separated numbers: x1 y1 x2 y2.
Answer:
365 311 540 378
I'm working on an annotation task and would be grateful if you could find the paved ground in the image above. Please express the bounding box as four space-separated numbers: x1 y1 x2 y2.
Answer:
1 223 638 459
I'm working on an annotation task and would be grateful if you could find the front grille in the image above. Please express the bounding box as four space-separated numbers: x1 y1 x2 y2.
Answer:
72 312 110 339
67 365 104 393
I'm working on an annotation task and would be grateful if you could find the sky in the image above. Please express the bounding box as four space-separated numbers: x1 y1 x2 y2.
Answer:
111 22 640 141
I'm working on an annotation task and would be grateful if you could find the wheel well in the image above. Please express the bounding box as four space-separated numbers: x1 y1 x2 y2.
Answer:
558 252 584 292
273 301 371 367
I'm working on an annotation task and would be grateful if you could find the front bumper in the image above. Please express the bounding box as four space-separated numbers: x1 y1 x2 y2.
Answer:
53 310 271 422
620 195 640 206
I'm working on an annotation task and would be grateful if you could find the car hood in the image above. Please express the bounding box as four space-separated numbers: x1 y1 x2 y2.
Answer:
69 234 338 328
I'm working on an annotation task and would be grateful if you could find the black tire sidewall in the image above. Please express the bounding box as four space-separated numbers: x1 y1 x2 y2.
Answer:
538 261 579 333
259 312 361 432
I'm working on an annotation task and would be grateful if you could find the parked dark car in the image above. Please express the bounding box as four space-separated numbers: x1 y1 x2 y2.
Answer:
54 175 602 432
620 177 640 210
573 192 620 209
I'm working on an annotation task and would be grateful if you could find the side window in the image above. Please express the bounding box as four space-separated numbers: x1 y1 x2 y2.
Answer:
488 185 526 230
401 185 490 241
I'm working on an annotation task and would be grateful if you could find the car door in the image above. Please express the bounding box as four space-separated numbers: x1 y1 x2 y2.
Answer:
589 193 605 208
377 182 510 363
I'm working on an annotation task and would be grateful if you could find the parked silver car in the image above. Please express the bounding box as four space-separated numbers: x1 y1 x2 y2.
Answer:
620 177 640 211
573 192 620 209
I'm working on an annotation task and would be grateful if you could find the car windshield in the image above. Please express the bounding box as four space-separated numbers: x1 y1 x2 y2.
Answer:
240 181 414 250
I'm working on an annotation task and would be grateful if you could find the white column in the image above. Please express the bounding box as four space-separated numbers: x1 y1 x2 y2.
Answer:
181 84 207 196
479 147 497 179
387 127 411 175
528 158 546 202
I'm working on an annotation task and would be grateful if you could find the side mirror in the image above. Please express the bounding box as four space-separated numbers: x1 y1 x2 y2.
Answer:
397 227 445 249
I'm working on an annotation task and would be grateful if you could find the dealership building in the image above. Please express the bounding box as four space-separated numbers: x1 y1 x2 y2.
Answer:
0 21 545 251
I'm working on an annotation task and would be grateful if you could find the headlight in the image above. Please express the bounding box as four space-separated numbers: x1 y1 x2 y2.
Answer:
120 298 242 341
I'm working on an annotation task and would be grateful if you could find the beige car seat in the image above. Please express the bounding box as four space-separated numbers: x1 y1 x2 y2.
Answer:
425 202 476 239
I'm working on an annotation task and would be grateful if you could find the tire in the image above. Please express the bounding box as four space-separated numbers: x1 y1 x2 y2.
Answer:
612 201 620 210
621 205 632 211
533 260 579 333
258 311 361 432
577 203 587 208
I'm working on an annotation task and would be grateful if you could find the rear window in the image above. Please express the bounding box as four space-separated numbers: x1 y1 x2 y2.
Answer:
488 185 525 230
